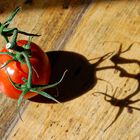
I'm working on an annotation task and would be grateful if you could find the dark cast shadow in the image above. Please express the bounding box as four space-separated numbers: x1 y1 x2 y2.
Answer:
30 50 112 103
0 0 93 13
94 42 140 131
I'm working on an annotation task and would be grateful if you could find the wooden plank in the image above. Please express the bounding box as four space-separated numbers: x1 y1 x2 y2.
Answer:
0 0 89 139
2 0 140 140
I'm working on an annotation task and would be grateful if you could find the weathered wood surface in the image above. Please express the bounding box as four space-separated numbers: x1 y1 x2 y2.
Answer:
0 0 140 140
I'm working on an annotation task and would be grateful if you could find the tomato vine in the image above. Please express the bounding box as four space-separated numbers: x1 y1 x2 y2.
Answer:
0 7 66 112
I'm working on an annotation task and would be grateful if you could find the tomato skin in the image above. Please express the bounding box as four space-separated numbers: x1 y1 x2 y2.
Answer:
0 40 51 99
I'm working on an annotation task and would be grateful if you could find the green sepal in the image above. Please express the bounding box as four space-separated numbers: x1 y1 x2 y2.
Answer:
30 89 61 104
0 59 15 69
32 70 67 90
4 7 21 26
6 70 22 90
17 89 28 121
0 52 15 57
18 89 29 108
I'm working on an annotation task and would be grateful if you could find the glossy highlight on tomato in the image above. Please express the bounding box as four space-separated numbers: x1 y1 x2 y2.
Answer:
0 40 51 99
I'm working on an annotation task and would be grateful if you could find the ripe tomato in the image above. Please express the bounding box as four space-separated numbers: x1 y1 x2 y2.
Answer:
0 40 51 99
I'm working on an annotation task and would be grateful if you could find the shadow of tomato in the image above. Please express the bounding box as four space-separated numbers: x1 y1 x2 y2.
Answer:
30 51 97 103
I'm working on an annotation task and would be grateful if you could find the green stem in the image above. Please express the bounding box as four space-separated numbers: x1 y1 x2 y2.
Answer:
6 69 22 90
4 7 21 26
0 52 15 59
32 70 67 90
10 29 18 48
18 89 29 109
21 52 32 88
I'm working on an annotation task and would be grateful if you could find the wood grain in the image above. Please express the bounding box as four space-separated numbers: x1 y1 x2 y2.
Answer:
1 0 140 140
0 0 89 139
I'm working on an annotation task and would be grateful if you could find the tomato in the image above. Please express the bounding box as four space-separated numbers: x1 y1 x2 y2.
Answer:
0 40 51 99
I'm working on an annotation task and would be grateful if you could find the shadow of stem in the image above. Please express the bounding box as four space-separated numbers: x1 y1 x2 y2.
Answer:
95 43 140 131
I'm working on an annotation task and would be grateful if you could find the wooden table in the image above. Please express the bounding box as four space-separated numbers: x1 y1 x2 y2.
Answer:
0 0 140 140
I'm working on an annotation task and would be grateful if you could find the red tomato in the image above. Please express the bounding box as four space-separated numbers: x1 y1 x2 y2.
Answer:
0 40 51 99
